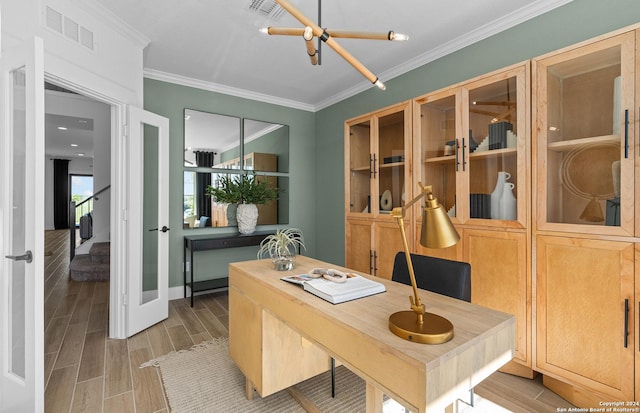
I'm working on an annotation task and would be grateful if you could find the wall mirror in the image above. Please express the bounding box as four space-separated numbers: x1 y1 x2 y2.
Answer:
183 109 290 229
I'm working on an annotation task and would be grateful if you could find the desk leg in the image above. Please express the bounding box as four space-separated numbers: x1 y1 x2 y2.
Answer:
190 248 195 307
245 377 254 400
365 381 384 413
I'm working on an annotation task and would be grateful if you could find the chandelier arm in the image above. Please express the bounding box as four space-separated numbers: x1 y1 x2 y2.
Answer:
303 27 319 65
274 0 384 88
324 30 394 40
265 27 306 36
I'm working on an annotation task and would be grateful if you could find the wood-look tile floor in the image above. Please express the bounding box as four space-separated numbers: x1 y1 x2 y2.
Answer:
43 230 573 413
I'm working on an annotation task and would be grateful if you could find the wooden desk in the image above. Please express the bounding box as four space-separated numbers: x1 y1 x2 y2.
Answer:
229 256 516 412
183 231 273 307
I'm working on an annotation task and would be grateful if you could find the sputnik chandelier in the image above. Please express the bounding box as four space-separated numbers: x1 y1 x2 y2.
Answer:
260 0 409 90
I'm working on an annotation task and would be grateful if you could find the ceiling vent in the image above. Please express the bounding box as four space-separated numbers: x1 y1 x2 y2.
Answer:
248 0 285 20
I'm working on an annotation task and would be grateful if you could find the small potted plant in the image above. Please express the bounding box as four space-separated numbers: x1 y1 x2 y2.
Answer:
257 228 306 271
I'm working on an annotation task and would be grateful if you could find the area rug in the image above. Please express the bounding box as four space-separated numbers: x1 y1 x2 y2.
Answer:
140 337 370 413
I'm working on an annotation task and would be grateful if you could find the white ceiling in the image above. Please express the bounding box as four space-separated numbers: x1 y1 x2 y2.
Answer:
46 0 573 160
94 0 573 111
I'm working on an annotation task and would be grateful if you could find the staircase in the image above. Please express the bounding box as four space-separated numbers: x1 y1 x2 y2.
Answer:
69 242 110 281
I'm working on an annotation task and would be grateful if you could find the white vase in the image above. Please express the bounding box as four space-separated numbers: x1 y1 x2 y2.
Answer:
237 203 258 234
490 171 511 219
501 182 517 220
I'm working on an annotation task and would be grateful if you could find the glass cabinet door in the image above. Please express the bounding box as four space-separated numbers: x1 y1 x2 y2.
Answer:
415 91 461 221
376 108 409 217
465 66 528 225
347 118 372 214
535 32 635 235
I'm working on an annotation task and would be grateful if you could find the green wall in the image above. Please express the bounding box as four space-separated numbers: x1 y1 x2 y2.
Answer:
313 0 640 263
143 79 315 287
144 0 640 288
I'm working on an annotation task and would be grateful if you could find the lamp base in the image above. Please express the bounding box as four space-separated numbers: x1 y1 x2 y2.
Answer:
388 311 454 344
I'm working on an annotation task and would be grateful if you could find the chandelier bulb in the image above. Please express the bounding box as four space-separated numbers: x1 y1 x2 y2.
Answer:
391 32 409 41
374 79 386 90
259 27 269 35
303 26 314 41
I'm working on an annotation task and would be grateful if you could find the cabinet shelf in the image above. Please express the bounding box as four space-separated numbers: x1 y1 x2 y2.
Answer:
424 148 517 164
379 161 405 169
547 135 620 152
351 165 370 172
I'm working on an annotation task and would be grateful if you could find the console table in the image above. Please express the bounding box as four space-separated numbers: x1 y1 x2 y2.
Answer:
229 256 516 412
183 230 273 307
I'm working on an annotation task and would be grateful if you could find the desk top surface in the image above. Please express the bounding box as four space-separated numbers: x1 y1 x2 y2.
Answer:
230 255 516 411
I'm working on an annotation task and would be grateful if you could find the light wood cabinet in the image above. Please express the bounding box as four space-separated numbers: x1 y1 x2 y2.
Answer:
535 235 635 403
532 28 639 404
411 62 533 376
345 101 412 278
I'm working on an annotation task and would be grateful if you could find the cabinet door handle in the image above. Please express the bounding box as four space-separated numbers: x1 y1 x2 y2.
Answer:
369 250 374 274
373 251 378 275
455 139 460 172
373 154 377 178
369 154 373 178
623 299 629 348
623 109 628 158
461 137 467 171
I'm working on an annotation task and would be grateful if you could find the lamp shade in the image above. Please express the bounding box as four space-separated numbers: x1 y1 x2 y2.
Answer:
420 194 460 249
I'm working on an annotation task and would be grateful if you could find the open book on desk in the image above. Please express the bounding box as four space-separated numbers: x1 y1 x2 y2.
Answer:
281 273 386 304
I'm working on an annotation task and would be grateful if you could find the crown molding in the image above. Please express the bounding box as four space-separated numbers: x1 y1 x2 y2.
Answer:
144 69 316 112
77 0 150 49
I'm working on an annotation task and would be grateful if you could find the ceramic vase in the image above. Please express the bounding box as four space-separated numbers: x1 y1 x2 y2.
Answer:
237 203 258 234
501 182 517 220
490 171 511 219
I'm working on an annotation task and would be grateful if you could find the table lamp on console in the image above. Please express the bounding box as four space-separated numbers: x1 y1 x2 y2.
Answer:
389 182 460 344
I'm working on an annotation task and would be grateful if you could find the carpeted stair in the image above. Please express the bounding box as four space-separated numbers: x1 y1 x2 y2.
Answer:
69 242 110 281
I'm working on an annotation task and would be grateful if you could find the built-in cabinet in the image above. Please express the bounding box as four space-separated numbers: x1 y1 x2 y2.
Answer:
533 29 638 404
345 24 640 406
345 101 412 278
411 62 533 376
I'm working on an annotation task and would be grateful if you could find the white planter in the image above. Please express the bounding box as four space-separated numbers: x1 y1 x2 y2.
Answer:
237 203 258 234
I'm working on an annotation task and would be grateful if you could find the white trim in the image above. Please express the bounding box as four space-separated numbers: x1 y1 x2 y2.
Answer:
73 0 150 49
143 69 316 113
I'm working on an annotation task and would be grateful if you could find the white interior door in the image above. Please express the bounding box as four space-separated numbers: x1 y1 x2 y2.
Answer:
0 38 45 412
126 106 170 337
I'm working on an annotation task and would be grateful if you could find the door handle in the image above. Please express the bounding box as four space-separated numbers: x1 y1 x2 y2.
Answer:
149 226 170 233
5 250 33 264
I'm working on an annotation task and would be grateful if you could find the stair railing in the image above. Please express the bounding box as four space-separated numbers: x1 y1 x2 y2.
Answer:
70 185 111 258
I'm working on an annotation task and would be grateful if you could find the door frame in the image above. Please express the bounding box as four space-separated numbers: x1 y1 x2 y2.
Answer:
43 75 130 338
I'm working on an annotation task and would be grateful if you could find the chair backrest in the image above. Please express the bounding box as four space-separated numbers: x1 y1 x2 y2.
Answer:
199 216 209 227
391 252 471 302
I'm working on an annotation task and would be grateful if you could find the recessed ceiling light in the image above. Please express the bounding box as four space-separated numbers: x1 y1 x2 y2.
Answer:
57 126 68 130
78 120 88 124
70 143 78 147
77 152 85 156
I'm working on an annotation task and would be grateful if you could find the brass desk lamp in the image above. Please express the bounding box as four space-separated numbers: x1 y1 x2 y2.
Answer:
388 183 460 344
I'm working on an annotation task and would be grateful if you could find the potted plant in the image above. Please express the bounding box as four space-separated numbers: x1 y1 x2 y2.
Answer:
206 175 240 226
206 173 279 234
257 228 306 270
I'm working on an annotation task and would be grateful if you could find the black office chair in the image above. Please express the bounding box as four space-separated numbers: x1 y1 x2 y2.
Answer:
391 251 474 408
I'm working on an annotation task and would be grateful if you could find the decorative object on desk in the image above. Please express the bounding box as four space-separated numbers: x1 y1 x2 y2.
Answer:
490 171 511 220
281 271 385 304
380 189 393 211
561 143 617 223
257 228 305 271
389 183 460 344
